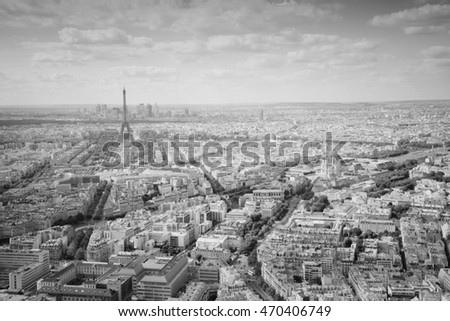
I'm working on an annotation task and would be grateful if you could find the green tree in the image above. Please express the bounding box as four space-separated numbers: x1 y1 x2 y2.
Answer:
350 227 363 237
306 195 330 212
76 212 84 222
343 238 352 248
356 238 364 253
75 248 85 260
251 213 262 223
248 248 258 266
66 215 76 225
242 236 258 255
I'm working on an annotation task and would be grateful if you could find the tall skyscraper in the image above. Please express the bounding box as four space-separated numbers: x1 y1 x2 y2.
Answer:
147 104 153 117
137 103 145 116
259 109 264 121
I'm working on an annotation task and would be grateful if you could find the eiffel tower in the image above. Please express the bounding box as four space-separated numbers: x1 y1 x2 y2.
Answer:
118 87 133 142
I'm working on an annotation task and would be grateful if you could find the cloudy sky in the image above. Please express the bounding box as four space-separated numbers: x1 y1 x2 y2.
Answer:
0 0 449 105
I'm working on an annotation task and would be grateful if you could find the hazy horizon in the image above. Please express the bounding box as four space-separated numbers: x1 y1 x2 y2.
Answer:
0 99 450 110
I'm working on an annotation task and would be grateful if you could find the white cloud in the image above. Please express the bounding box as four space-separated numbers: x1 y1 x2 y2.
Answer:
32 71 83 83
370 4 450 34
59 27 152 46
25 28 154 66
421 46 450 69
201 68 255 80
130 36 153 47
206 31 350 53
0 0 58 27
299 33 340 45
207 34 269 52
0 72 8 82
153 40 205 54
109 65 177 78
30 46 143 65
145 0 341 35
287 36 380 69
32 50 93 65
237 54 286 69
59 27 127 44
0 0 340 34
404 25 448 35
422 46 450 59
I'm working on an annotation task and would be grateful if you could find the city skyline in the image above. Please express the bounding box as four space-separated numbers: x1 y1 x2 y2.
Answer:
3 0 450 307
1 0 450 105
